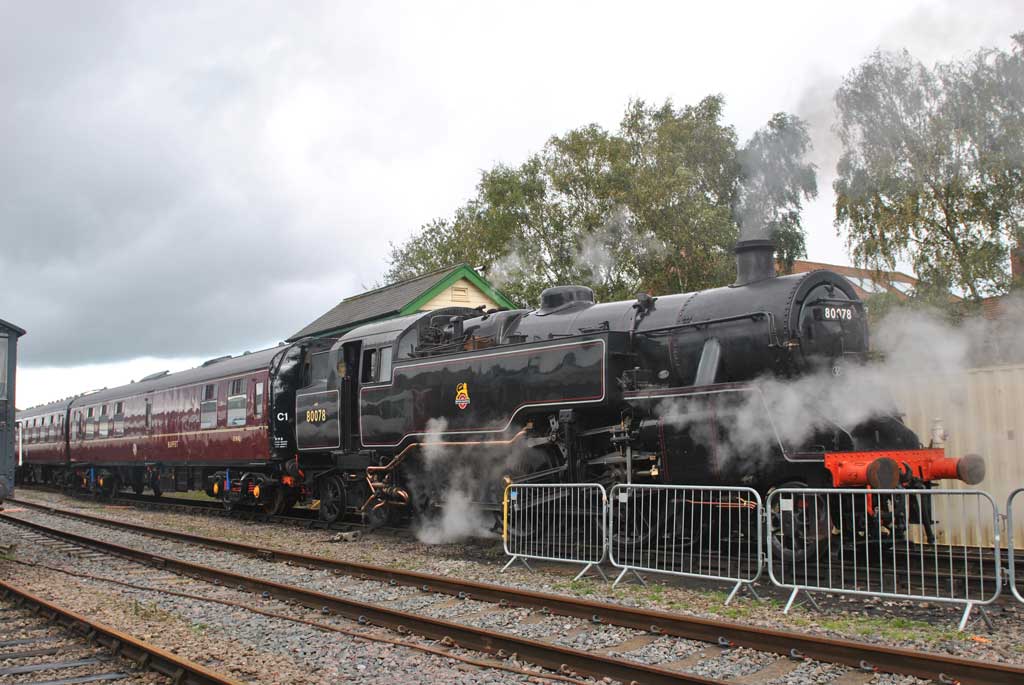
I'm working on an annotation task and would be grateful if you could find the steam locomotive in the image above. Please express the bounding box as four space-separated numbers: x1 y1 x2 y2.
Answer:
17 239 983 543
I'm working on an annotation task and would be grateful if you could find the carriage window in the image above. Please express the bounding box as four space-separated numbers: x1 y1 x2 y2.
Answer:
200 384 217 429
254 381 264 418
361 349 377 383
378 347 393 382
145 398 153 428
113 401 125 435
72 411 80 439
227 378 247 426
86 408 96 439
98 404 109 438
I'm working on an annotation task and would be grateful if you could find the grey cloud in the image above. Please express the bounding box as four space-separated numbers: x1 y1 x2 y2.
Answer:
0 2 414 366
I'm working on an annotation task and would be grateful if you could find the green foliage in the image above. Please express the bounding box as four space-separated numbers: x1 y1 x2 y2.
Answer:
387 97 815 306
834 34 1024 302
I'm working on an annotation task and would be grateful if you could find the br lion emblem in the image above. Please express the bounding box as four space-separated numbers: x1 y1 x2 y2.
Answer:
455 382 470 410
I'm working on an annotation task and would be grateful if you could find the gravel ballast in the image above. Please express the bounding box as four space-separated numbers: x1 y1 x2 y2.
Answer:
5 489 1022 679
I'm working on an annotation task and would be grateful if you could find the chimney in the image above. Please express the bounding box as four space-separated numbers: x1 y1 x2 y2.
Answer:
1012 242 1023 283
733 239 776 286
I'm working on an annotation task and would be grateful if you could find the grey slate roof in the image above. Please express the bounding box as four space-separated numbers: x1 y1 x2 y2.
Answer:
287 265 463 341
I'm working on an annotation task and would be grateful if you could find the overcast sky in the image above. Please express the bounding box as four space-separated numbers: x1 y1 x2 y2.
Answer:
5 0 1022 408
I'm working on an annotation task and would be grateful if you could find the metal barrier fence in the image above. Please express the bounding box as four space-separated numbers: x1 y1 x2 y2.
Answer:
1008 488 1024 605
766 488 1002 631
501 483 608 580
608 484 763 604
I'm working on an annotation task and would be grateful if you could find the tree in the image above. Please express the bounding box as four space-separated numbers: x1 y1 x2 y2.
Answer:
388 97 816 306
834 34 1024 301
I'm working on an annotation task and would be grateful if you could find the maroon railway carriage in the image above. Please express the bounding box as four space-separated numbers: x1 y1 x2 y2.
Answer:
17 348 279 499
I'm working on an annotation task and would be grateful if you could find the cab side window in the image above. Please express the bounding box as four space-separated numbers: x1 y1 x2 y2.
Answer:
378 347 393 382
361 349 377 383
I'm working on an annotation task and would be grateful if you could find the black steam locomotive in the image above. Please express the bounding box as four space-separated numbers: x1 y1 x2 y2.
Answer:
279 239 981 529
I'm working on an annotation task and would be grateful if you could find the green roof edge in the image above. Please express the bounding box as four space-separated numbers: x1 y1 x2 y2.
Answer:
398 265 517 315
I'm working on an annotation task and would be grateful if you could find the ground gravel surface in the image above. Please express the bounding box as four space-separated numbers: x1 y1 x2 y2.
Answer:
8 489 1024 674
1 593 169 684
0 519 595 684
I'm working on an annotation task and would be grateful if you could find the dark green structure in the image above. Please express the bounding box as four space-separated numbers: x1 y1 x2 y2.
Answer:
0 318 25 503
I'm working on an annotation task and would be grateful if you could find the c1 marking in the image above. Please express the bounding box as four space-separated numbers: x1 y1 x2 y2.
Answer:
277 412 289 421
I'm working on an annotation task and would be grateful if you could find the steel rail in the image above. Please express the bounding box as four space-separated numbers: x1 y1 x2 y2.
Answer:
0 577 245 685
0 511 726 685
6 498 1023 685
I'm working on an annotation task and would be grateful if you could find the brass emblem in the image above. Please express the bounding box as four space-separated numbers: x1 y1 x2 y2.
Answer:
455 382 470 410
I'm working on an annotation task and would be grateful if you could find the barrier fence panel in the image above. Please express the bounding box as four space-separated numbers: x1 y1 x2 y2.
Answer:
608 484 763 604
766 488 1001 631
1008 488 1024 605
502 483 608 580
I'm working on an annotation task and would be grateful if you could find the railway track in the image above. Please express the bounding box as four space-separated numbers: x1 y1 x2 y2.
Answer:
0 577 243 685
4 498 1023 685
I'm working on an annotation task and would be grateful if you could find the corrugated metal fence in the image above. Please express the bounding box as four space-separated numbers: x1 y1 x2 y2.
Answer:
889 363 1024 548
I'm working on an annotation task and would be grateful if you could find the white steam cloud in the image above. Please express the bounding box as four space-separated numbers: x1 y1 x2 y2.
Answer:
656 299 1024 475
411 417 548 544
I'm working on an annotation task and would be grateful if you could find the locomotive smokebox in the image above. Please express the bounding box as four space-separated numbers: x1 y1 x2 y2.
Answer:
733 238 776 286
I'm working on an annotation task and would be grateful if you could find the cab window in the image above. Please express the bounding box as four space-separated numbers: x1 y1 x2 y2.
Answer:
378 347 393 382
361 349 377 383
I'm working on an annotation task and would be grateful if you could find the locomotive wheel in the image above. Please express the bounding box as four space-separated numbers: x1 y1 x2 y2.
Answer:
366 502 401 529
261 488 287 516
318 475 346 523
768 482 831 564
132 478 145 495
611 499 653 549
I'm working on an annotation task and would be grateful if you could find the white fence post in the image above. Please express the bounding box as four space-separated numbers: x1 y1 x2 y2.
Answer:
501 483 608 580
1007 488 1024 605
608 484 764 604
766 488 1002 631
